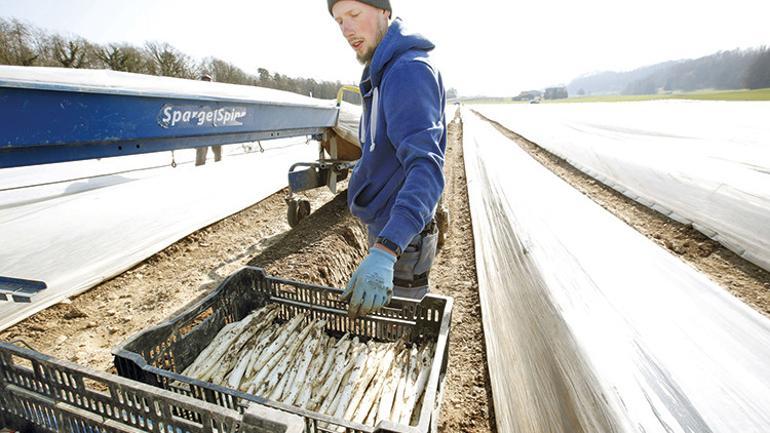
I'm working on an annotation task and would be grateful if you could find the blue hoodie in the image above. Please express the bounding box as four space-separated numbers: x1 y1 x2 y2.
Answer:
348 18 447 252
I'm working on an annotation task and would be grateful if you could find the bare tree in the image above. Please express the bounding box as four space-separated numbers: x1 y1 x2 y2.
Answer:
0 18 39 66
97 43 148 73
144 41 193 78
201 58 252 84
51 36 94 68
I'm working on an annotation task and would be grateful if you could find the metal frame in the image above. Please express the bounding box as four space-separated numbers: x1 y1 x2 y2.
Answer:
0 278 47 304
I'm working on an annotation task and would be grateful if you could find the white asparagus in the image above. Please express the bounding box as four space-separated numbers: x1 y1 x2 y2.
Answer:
318 339 362 415
278 321 326 403
344 343 386 421
238 324 280 389
376 348 407 423
181 304 438 428
284 324 325 405
323 362 353 417
193 307 278 381
333 343 370 420
227 324 278 390
227 348 255 389
392 345 419 423
308 336 353 410
313 335 346 389
296 335 335 409
262 318 318 396
245 314 307 391
182 321 250 377
195 316 259 382
353 343 398 424
251 313 305 372
402 344 434 425
183 321 237 375
209 308 280 384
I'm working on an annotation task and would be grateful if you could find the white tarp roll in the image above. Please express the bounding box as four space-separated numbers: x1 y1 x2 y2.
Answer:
463 109 770 433
475 100 770 272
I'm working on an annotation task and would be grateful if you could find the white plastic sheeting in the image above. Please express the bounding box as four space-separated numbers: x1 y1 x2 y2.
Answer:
475 101 770 272
0 139 316 331
463 110 770 433
0 144 264 209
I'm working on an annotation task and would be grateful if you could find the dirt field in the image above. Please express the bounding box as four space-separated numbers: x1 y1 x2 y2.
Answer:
1 112 496 433
475 111 770 318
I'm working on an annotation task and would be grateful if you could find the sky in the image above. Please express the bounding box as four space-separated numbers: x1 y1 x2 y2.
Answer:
1 0 769 96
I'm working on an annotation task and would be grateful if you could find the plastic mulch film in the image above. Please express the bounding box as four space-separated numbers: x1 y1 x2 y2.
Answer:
0 139 315 331
475 101 770 272
463 110 770 433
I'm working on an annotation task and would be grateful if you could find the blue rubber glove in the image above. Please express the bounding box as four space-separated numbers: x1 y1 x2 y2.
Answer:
342 248 397 318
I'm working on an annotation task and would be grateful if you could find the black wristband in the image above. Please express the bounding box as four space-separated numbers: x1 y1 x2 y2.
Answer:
375 236 402 256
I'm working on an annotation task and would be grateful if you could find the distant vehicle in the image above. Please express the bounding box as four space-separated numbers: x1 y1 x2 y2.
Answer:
529 98 541 104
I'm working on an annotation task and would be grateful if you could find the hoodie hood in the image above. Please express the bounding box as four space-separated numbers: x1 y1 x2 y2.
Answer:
365 18 435 88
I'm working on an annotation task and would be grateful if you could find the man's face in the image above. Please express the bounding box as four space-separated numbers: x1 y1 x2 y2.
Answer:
332 1 390 64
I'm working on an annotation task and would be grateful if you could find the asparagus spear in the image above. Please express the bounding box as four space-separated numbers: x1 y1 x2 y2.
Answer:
284 324 326 405
316 338 361 414
402 344 434 425
182 319 246 378
262 317 319 397
376 348 407 423
344 343 388 421
308 335 353 410
333 342 370 420
244 313 307 391
391 345 419 422
352 342 398 424
227 323 280 390
209 308 280 384
238 324 279 389
296 335 335 409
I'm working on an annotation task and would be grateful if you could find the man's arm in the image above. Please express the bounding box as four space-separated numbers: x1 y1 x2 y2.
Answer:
378 61 446 251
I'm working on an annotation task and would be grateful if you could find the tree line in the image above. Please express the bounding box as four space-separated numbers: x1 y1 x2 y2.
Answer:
568 47 770 96
0 18 358 102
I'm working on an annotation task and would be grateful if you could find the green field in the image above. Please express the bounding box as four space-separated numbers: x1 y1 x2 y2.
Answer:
462 88 770 105
548 88 770 103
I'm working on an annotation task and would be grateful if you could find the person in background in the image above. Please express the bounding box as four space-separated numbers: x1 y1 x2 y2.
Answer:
195 74 223 166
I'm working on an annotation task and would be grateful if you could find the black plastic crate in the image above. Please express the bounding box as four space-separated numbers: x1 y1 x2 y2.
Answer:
0 341 304 433
113 267 453 433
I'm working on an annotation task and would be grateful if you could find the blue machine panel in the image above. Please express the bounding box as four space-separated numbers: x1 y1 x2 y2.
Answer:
0 85 339 168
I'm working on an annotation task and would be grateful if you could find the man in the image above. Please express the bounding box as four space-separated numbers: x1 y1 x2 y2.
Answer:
195 74 223 166
329 0 447 318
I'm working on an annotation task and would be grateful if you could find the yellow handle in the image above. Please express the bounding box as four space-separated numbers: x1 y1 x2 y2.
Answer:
336 85 361 106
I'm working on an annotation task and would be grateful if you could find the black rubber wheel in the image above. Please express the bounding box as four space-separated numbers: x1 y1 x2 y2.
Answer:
287 198 312 228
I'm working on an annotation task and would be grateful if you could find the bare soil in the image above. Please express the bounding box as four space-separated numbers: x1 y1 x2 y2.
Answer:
1 113 496 432
475 111 770 318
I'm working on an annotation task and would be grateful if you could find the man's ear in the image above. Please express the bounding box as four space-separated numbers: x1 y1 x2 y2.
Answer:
384 10 391 20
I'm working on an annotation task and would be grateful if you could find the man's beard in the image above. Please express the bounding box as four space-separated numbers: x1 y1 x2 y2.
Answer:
357 20 389 65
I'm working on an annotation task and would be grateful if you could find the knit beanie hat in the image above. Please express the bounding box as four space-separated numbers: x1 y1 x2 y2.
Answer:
328 0 392 16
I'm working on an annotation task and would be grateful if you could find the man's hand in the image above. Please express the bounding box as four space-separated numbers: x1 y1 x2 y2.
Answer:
341 247 397 318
